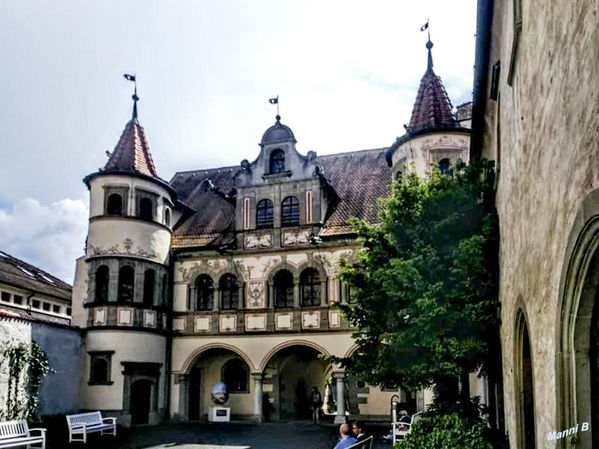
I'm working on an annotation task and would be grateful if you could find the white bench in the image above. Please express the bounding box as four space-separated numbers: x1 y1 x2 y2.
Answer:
0 420 46 449
66 411 116 443
347 436 373 449
392 411 422 445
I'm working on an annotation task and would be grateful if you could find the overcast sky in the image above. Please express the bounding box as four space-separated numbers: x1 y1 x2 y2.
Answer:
0 0 476 282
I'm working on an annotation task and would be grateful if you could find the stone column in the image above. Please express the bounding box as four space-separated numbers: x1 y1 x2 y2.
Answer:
237 284 244 310
189 286 196 311
268 283 274 309
213 288 219 311
320 279 327 307
333 372 346 424
293 282 300 308
252 372 264 422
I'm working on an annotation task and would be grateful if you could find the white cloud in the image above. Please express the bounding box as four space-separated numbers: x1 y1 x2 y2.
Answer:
0 198 88 283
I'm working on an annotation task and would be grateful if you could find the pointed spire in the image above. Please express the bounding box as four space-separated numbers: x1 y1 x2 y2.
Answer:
132 85 139 120
426 39 434 74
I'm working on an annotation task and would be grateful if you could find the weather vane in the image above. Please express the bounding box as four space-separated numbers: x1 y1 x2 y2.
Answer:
420 18 430 42
269 95 280 120
123 73 138 119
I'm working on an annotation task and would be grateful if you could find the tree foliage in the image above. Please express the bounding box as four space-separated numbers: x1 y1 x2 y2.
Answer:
334 160 499 395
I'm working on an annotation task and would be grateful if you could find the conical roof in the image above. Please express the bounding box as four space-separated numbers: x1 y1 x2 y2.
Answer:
104 117 158 178
407 41 458 132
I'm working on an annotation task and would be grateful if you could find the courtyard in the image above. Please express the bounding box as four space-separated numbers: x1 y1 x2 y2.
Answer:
41 421 389 449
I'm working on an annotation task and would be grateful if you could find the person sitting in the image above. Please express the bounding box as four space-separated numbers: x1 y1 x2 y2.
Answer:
398 410 411 431
333 423 358 449
352 421 368 442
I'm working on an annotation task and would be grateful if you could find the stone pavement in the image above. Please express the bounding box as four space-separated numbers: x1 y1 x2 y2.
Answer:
46 421 392 449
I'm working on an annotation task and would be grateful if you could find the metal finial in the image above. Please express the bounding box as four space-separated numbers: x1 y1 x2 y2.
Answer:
123 73 138 120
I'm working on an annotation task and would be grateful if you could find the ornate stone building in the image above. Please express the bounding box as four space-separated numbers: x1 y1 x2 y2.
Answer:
71 41 474 425
472 0 599 447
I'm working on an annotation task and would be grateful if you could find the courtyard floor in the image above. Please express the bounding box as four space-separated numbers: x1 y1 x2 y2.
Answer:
44 421 393 449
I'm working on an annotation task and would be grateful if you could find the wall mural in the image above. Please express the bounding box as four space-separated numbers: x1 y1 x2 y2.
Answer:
88 238 159 260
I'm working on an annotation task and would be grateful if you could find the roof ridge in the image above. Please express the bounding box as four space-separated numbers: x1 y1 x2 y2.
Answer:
0 251 71 289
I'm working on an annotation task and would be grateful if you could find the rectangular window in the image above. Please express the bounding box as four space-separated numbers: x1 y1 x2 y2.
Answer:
0 292 9 302
52 304 61 314
243 197 251 230
13 295 23 305
42 302 50 311
67 307 72 316
305 191 313 223
88 351 115 385
32 299 40 309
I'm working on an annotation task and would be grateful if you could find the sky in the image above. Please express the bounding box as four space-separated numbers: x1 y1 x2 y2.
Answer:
0 0 477 282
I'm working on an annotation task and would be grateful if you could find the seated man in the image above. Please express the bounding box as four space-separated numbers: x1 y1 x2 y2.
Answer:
333 423 358 449
352 421 368 442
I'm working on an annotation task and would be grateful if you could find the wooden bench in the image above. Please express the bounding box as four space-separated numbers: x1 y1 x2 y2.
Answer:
0 420 46 449
392 411 422 445
66 411 116 443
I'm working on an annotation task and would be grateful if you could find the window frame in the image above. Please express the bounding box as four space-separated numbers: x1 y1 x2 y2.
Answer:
88 351 115 386
300 268 321 307
95 265 110 303
281 196 300 227
103 186 129 217
118 265 135 303
256 199 274 229
269 149 286 174
274 269 294 308
219 274 239 310
195 274 214 311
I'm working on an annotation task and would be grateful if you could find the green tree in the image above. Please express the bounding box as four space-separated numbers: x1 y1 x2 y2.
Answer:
335 160 499 411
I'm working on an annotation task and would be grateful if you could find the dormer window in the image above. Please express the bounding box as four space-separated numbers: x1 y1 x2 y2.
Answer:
281 196 300 227
256 199 274 229
136 189 158 221
269 149 285 174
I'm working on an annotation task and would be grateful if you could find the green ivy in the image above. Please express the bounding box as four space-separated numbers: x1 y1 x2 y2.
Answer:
0 340 51 421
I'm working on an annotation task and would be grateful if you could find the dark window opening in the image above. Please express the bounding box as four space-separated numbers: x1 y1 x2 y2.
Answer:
143 269 156 306
107 193 123 216
32 299 40 309
269 149 285 174
300 268 321 307
256 199 274 229
222 358 249 393
1 292 9 302
95 265 109 303
52 304 61 314
139 197 154 220
13 295 23 305
89 352 113 385
196 274 214 311
220 274 239 310
439 158 452 175
67 307 72 316
42 302 50 311
274 269 294 308
281 196 300 227
165 208 171 227
118 266 135 303
522 323 535 449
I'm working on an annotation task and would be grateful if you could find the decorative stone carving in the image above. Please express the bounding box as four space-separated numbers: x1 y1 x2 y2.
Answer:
246 314 267 331
194 315 211 332
219 315 237 332
329 310 341 328
302 310 320 329
118 308 133 325
261 258 280 277
177 262 204 282
94 307 106 325
233 260 252 281
144 310 156 328
275 312 293 330
282 230 310 247
88 238 159 260
247 281 266 308
245 233 273 249
173 318 186 331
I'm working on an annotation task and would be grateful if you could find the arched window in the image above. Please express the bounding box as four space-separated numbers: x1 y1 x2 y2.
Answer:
107 194 123 216
281 196 300 227
274 269 294 308
270 149 285 174
439 158 452 175
222 358 249 393
90 358 108 384
516 313 536 449
164 208 171 227
143 269 155 306
195 275 214 311
95 265 109 303
256 199 274 229
220 274 239 310
300 268 321 307
139 198 154 220
118 266 135 303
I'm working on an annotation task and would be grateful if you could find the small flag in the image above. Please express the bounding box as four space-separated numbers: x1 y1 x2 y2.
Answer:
123 74 136 82
420 21 429 32
268 97 278 104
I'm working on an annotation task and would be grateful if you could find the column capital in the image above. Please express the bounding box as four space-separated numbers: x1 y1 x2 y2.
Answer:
251 372 265 381
332 371 345 380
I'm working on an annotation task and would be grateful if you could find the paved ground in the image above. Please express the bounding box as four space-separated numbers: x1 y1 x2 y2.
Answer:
44 421 393 449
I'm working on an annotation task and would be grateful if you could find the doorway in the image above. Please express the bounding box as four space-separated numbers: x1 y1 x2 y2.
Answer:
130 379 152 425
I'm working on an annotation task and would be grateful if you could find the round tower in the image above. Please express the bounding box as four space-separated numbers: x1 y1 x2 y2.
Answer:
73 89 188 426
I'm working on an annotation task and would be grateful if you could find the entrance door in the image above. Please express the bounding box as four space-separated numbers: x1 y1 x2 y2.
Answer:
130 379 152 425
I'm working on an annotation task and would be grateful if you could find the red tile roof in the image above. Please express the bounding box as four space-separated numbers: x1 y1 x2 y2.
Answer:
104 118 158 178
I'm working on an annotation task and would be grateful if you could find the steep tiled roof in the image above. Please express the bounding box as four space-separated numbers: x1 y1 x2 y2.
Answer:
0 251 71 301
169 148 391 247
408 42 459 132
104 118 158 178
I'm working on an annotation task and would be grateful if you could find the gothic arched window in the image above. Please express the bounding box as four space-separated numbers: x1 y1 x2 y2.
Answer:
143 269 155 306
281 196 300 227
107 194 123 216
256 199 274 229
222 358 249 393
95 265 109 303
300 268 321 307
270 149 285 174
139 198 154 220
195 275 214 311
274 269 294 308
220 274 239 310
118 266 135 303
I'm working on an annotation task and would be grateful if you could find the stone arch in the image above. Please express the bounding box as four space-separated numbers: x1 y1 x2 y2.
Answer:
558 205 599 448
296 259 327 280
258 340 332 372
266 261 299 283
189 268 215 286
182 343 257 374
343 343 360 359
